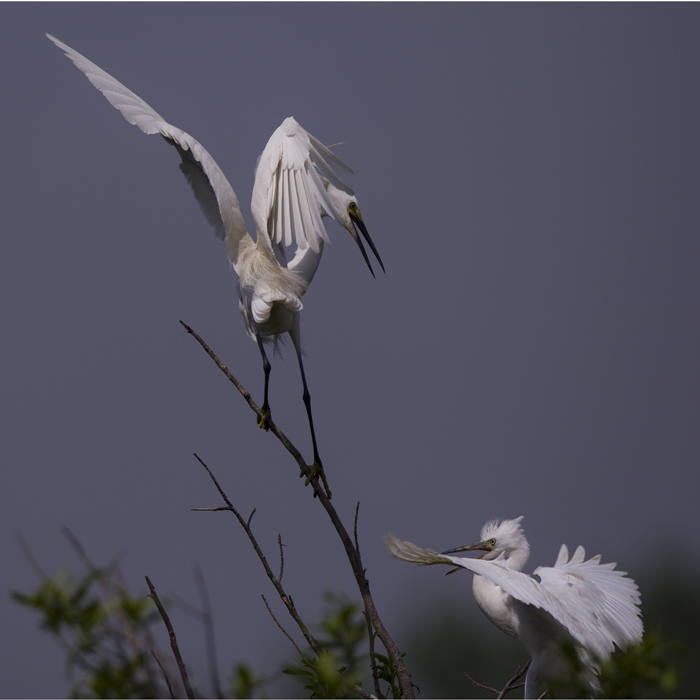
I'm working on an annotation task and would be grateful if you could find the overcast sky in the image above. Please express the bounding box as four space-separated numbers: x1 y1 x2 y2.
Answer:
2 3 700 697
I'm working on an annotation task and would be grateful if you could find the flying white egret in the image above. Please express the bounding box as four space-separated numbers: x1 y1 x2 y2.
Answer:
385 517 643 698
47 35 384 487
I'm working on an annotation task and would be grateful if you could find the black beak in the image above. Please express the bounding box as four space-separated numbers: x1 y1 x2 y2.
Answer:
441 543 490 555
349 214 385 278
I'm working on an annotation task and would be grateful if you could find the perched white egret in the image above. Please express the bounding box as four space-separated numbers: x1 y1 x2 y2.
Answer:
47 35 384 485
385 517 643 698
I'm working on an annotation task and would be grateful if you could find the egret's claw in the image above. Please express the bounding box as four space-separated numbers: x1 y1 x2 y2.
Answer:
301 460 323 485
257 406 271 431
300 460 332 499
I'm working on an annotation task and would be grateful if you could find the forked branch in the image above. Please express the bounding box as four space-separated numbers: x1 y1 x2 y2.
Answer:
192 456 376 699
464 660 530 699
181 320 414 699
191 454 321 657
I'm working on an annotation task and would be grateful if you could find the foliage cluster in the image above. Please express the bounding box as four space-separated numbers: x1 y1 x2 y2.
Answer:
14 551 692 699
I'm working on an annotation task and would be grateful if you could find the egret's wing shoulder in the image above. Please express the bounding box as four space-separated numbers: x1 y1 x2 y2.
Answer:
47 34 249 263
250 117 353 255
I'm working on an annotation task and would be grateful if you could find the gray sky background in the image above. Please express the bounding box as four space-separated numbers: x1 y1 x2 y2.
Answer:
2 3 699 697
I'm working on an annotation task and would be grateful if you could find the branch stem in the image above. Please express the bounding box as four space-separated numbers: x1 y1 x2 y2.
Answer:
182 321 413 699
145 576 194 699
192 454 322 657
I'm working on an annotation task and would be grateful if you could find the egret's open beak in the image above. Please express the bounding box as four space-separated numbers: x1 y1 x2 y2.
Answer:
442 541 493 557
441 541 493 576
348 210 385 278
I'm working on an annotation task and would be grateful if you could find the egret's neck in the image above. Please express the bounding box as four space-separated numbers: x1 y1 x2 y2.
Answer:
472 575 518 638
503 547 529 572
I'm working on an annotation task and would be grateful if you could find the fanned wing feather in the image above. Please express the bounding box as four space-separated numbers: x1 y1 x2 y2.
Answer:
535 546 644 651
385 534 643 662
251 116 355 255
47 34 250 267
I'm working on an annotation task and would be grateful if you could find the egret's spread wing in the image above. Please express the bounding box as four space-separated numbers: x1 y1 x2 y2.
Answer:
534 545 644 655
251 117 354 255
385 535 556 615
47 35 249 266
385 535 642 662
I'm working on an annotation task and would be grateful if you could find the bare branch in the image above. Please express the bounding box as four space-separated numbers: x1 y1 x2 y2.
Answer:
262 594 303 658
60 527 165 692
363 610 381 698
151 650 175 699
463 660 530 699
191 507 232 512
497 660 530 699
463 672 500 695
145 576 194 699
179 320 327 499
15 530 50 581
15 532 87 668
193 565 224 699
18 531 165 693
247 508 256 528
60 525 140 660
355 684 377 699
277 534 285 583
182 322 414 698
192 453 322 656
354 502 361 558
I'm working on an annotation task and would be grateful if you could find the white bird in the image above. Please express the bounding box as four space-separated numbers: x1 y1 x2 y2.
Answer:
385 517 643 698
47 35 384 489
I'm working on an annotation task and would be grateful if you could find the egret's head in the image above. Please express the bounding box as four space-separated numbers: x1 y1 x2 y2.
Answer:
443 517 530 569
322 180 385 278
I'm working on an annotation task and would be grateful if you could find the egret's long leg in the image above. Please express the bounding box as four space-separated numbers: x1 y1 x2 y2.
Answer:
256 333 272 430
296 349 332 498
296 349 321 465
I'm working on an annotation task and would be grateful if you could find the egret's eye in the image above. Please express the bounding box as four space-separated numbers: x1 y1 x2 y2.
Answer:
489 538 496 547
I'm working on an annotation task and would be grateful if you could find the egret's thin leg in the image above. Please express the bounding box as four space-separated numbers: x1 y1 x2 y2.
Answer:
256 333 272 430
296 349 321 465
296 349 332 498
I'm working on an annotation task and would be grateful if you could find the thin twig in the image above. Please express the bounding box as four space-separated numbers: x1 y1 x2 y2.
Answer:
15 532 97 673
262 595 303 657
497 660 530 699
193 565 224 699
151 650 175 699
15 530 49 581
247 508 256 528
20 530 166 695
355 505 380 697
191 454 322 656
277 534 285 583
463 672 499 695
464 660 530 699
145 576 194 699
364 610 381 698
60 528 140 663
182 322 414 699
191 507 232 512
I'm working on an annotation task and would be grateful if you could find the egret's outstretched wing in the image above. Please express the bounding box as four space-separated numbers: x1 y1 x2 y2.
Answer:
251 117 354 255
47 34 250 266
384 534 642 661
535 545 643 652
